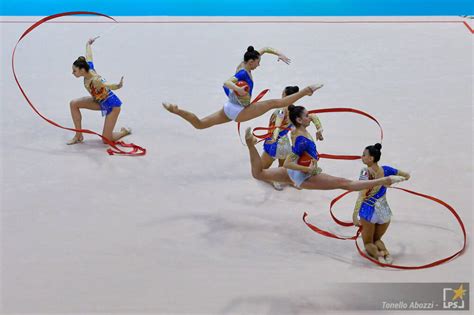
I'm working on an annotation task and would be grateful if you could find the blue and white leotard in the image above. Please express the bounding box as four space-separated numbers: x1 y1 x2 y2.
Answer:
222 68 254 121
286 135 320 188
356 166 398 224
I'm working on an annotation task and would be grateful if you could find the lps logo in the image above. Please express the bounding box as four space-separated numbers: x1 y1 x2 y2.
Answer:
443 284 467 309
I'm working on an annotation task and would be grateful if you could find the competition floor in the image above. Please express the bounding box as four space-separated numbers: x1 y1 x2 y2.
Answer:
1 15 472 314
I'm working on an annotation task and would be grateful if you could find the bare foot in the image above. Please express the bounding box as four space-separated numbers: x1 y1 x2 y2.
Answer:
162 102 180 114
109 127 132 143
384 254 393 264
67 134 84 145
388 175 406 185
114 127 132 141
272 182 284 191
306 84 324 96
366 249 386 263
120 127 132 137
245 127 257 146
377 256 387 264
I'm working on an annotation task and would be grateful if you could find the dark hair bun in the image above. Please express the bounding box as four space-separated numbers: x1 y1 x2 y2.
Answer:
288 105 306 127
243 46 260 62
374 143 382 150
73 56 90 71
284 86 300 96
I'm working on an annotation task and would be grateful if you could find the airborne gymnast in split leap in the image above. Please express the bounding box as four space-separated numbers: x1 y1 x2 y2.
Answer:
244 104 407 191
163 45 323 128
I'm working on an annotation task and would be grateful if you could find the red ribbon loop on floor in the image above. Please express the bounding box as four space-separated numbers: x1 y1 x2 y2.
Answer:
303 187 466 269
12 11 146 156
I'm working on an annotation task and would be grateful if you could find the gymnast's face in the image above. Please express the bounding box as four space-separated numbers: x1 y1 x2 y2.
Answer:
247 57 261 70
297 110 311 127
72 66 86 78
361 149 374 165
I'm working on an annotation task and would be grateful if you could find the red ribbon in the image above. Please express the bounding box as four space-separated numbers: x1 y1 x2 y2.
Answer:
12 11 146 156
303 187 466 269
252 107 383 159
310 107 383 160
251 125 292 145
